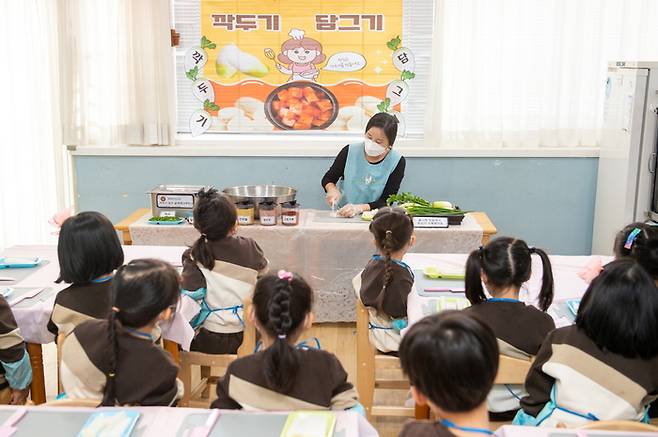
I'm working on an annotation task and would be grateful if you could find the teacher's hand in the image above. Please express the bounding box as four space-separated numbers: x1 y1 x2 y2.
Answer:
325 187 341 207
337 204 364 218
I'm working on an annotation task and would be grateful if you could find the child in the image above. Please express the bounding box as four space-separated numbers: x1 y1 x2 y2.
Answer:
463 237 555 419
181 188 268 354
60 259 182 406
48 211 124 338
0 297 32 405
614 222 658 282
353 207 415 353
212 271 359 410
399 311 499 436
515 259 658 427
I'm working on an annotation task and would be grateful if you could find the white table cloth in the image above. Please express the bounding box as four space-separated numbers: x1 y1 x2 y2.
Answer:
0 406 377 437
128 209 484 322
0 245 197 349
404 253 614 330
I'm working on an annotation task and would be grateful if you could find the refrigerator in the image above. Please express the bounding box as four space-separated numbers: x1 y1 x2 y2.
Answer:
591 61 658 255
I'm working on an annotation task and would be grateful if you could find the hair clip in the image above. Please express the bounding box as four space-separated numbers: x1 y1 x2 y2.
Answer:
624 228 642 249
277 270 294 282
278 334 287 339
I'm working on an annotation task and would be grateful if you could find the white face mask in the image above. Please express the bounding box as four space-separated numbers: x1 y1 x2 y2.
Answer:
364 137 387 157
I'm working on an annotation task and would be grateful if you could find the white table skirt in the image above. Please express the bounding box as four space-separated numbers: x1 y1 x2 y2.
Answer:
1 245 196 349
404 253 614 330
129 209 484 322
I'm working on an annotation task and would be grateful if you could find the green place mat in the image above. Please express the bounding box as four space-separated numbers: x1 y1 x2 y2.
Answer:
175 412 289 437
0 410 92 437
10 288 57 309
0 260 50 284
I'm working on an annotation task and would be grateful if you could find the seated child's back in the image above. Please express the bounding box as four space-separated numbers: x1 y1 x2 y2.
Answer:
213 272 358 411
462 237 555 417
399 311 499 437
353 207 415 353
181 188 268 354
515 259 658 427
0 297 32 405
61 259 182 406
48 211 124 338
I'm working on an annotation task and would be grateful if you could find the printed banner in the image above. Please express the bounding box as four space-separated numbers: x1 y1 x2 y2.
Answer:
188 0 413 134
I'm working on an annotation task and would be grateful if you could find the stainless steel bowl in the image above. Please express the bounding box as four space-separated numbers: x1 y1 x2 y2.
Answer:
223 185 297 218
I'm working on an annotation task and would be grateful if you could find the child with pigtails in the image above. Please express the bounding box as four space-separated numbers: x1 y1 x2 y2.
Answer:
353 207 415 354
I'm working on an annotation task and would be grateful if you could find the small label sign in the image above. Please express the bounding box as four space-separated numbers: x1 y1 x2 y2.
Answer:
157 194 195 209
412 216 449 228
160 211 176 217
260 216 276 226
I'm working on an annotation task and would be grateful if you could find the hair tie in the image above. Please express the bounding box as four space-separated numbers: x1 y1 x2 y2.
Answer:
477 246 484 258
528 246 536 254
108 372 116 378
624 228 642 249
277 270 293 282
385 229 393 236
277 334 287 339
111 306 120 313
201 233 208 242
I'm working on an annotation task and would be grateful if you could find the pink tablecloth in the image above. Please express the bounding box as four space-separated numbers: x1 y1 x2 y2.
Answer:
404 253 614 330
128 209 484 322
0 245 196 349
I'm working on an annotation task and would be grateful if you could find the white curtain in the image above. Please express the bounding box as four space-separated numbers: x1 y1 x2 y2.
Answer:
437 0 658 148
58 0 175 146
0 0 62 250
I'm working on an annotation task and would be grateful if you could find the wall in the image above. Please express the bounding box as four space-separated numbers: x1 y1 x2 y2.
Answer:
73 155 598 255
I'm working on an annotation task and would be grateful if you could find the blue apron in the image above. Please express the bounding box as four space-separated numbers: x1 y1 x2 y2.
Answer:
338 142 402 207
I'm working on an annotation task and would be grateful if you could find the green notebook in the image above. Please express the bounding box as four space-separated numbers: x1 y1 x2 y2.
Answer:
279 412 336 437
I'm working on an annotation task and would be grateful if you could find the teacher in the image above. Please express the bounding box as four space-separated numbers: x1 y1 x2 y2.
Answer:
321 112 405 217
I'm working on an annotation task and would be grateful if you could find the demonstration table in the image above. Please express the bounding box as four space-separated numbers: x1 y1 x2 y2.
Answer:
116 208 497 322
0 245 199 404
0 406 377 437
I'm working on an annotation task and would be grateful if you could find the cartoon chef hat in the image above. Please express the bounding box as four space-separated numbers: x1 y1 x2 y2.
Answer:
289 28 305 40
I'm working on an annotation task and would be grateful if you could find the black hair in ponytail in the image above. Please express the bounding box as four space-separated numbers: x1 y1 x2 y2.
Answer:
100 258 180 406
369 207 414 313
190 188 238 270
465 237 554 311
252 273 313 393
614 222 658 280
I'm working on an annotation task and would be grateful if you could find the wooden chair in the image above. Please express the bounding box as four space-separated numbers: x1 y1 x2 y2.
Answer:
177 302 257 408
494 355 533 385
579 420 658 432
356 299 413 420
56 333 66 395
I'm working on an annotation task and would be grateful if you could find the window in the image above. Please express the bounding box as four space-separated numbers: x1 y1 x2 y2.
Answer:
173 0 435 139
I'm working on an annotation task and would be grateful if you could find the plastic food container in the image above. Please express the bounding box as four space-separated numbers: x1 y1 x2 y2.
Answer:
259 201 278 226
281 201 300 226
236 201 255 225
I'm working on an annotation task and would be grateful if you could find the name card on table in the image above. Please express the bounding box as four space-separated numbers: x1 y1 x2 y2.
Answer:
412 216 449 228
